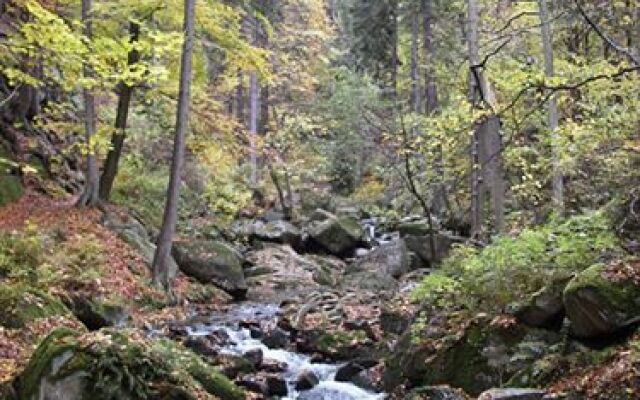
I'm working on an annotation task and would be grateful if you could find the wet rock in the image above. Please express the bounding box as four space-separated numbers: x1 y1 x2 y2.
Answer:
478 388 546 400
243 348 263 368
295 369 320 391
564 263 640 338
184 336 219 357
173 239 248 300
404 385 467 400
236 377 268 395
335 359 378 382
266 375 288 397
214 354 256 379
308 216 364 256
263 326 289 349
260 359 288 373
351 368 379 392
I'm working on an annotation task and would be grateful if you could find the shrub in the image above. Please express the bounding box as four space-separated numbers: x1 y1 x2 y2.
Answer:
413 211 619 313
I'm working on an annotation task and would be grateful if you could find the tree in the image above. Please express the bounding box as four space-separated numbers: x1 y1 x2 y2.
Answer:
77 0 100 207
99 21 141 202
151 0 195 292
538 0 563 214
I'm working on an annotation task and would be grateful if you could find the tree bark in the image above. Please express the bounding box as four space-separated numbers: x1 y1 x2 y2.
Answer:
410 11 421 113
423 0 438 114
538 0 563 214
151 0 195 292
99 21 140 201
467 0 483 238
77 0 100 207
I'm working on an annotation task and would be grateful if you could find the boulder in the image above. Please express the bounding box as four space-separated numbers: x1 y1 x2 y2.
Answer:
349 238 410 279
397 220 434 236
384 313 538 396
266 375 288 397
564 264 640 339
243 348 263 368
262 326 289 349
173 240 248 300
309 216 364 256
15 328 245 400
251 220 302 247
335 359 378 382
403 234 454 267
64 294 128 331
478 388 545 400
0 285 69 329
510 277 570 330
295 369 320 391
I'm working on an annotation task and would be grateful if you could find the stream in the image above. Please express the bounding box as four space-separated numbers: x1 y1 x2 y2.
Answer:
186 303 386 400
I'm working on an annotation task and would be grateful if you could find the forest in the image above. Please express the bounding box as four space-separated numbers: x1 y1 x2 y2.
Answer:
0 0 639 399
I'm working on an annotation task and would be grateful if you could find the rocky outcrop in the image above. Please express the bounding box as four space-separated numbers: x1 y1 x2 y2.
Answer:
15 328 245 400
343 238 409 292
64 294 129 331
564 263 640 339
308 215 364 256
173 239 248 300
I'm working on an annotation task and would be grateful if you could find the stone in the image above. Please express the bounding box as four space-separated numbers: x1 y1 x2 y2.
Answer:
404 385 467 400
16 328 245 400
251 220 302 247
65 294 128 331
403 234 454 267
564 263 640 339
348 238 410 279
173 239 248 300
184 336 219 357
243 348 263 368
266 375 288 397
295 369 320 391
262 326 289 349
309 216 364 256
478 388 546 400
335 359 378 382
511 277 570 330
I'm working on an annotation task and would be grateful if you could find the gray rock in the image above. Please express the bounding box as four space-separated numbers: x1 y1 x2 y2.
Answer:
403 234 454 267
295 369 320 391
511 277 570 330
349 238 410 278
404 385 467 400
309 216 364 256
564 264 640 338
173 240 248 299
478 388 546 400
65 295 128 331
252 220 302 246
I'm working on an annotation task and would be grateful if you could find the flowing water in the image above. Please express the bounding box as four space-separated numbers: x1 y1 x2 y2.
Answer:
186 303 386 400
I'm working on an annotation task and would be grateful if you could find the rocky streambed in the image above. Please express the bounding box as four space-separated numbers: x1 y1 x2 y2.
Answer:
180 303 386 400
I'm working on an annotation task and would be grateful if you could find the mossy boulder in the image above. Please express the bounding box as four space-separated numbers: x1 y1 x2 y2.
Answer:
15 328 245 400
510 277 571 330
384 314 530 396
64 294 129 330
0 285 69 328
308 216 364 256
564 263 640 339
173 240 247 300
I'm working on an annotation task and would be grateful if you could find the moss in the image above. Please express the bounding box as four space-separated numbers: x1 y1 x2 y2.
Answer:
0 174 23 207
17 328 81 399
565 264 638 312
0 285 69 328
314 330 368 359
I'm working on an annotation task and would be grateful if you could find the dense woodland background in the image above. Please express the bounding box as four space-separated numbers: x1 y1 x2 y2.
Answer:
1 0 640 399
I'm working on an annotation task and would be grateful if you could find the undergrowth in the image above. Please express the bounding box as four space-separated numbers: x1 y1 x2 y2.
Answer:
412 211 620 313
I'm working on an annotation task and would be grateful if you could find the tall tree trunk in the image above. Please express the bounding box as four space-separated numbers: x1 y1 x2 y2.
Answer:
410 11 421 113
467 0 483 238
235 72 244 123
249 69 259 186
77 0 100 207
99 21 140 201
152 0 195 292
538 0 563 214
423 0 438 114
390 0 399 98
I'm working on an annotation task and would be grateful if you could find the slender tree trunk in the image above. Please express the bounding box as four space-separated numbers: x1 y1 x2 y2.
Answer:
99 21 140 201
423 0 438 114
235 72 244 123
410 11 421 113
467 0 483 238
538 0 563 214
77 0 99 207
249 70 259 186
390 0 399 98
152 0 195 292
